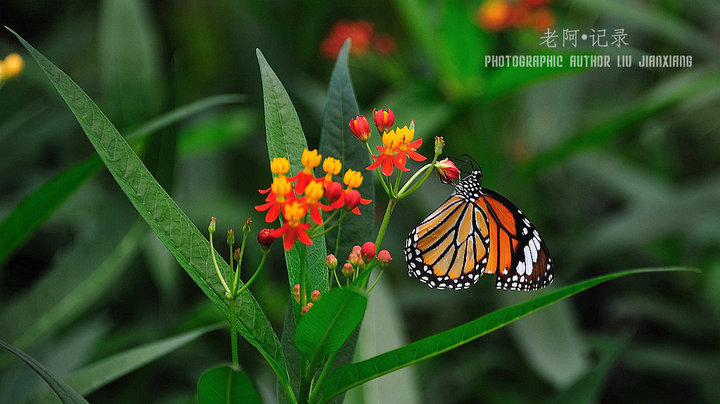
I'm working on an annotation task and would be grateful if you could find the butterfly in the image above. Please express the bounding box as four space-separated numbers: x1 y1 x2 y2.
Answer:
404 156 553 291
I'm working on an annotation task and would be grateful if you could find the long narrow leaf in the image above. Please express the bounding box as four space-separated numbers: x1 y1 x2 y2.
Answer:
30 323 223 403
257 49 328 295
10 29 292 402
319 267 697 402
0 339 88 404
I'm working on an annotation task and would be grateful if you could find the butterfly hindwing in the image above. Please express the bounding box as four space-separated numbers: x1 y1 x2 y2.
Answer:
477 189 554 291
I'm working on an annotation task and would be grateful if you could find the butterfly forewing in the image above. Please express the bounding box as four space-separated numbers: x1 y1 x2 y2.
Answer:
405 195 490 290
405 170 554 291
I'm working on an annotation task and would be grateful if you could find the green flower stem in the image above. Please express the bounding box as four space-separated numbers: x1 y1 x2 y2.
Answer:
365 142 391 196
309 210 348 239
367 269 385 293
234 250 268 297
374 199 397 251
209 233 232 297
229 297 239 369
393 171 403 195
396 163 432 197
308 352 338 404
232 229 249 294
332 266 342 288
299 244 308 307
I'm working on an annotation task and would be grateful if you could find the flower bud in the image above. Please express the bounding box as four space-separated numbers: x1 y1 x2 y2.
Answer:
348 252 364 267
352 245 362 256
372 108 395 133
243 218 252 234
434 136 445 156
311 290 321 302
349 115 371 141
293 284 301 303
257 228 275 250
326 254 338 270
344 189 361 211
325 181 343 202
435 158 460 184
360 241 376 262
234 248 241 260
377 250 392 268
226 229 235 245
301 302 314 315
208 217 216 233
341 262 354 276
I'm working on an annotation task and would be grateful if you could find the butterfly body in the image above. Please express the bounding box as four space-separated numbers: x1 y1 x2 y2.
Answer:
404 169 553 291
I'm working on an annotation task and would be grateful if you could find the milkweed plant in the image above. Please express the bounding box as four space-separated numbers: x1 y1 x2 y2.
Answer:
0 30 696 404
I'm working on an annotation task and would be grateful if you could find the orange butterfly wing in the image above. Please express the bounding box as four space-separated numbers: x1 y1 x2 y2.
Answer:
405 196 490 290
478 189 554 291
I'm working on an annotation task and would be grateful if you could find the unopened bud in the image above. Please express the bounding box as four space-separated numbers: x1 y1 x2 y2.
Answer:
311 290 321 302
378 250 392 269
243 218 252 234
325 181 343 202
344 190 361 211
301 302 314 315
361 242 376 262
348 252 363 267
258 228 275 250
435 158 460 184
234 248 241 260
434 136 445 156
341 262 354 276
349 115 371 141
208 217 216 233
293 284 301 303
372 108 395 133
227 229 235 245
326 254 338 270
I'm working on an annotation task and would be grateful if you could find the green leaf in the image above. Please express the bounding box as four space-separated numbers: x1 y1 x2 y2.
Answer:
0 339 88 404
524 67 720 173
30 323 223 402
318 39 374 259
198 365 262 404
319 267 697 402
295 288 368 363
257 49 328 295
99 0 162 124
546 338 627 404
10 30 292 402
0 94 242 268
0 219 144 359
439 0 486 96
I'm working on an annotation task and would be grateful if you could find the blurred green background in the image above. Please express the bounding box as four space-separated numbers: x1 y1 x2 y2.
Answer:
1 0 719 403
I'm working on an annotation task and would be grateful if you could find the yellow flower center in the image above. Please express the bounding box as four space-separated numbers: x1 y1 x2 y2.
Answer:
343 169 363 190
305 181 324 204
270 157 290 175
301 149 322 174
284 201 306 227
381 129 403 155
322 157 342 176
272 176 292 202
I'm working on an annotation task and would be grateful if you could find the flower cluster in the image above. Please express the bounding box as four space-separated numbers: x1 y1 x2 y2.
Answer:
349 108 427 177
476 0 555 33
0 53 23 82
327 242 392 287
321 20 397 59
255 150 371 250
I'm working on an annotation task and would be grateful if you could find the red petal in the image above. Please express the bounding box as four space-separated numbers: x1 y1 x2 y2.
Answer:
255 202 272 212
270 225 287 238
360 198 372 204
283 229 296 250
296 228 313 245
366 159 382 171
352 206 361 215
310 206 323 225
265 204 281 223
408 138 423 148
381 157 394 176
393 154 410 172
407 149 426 161
259 186 271 194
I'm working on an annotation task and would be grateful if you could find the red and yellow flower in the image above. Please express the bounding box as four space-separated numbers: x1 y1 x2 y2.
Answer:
366 125 425 176
256 151 372 250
